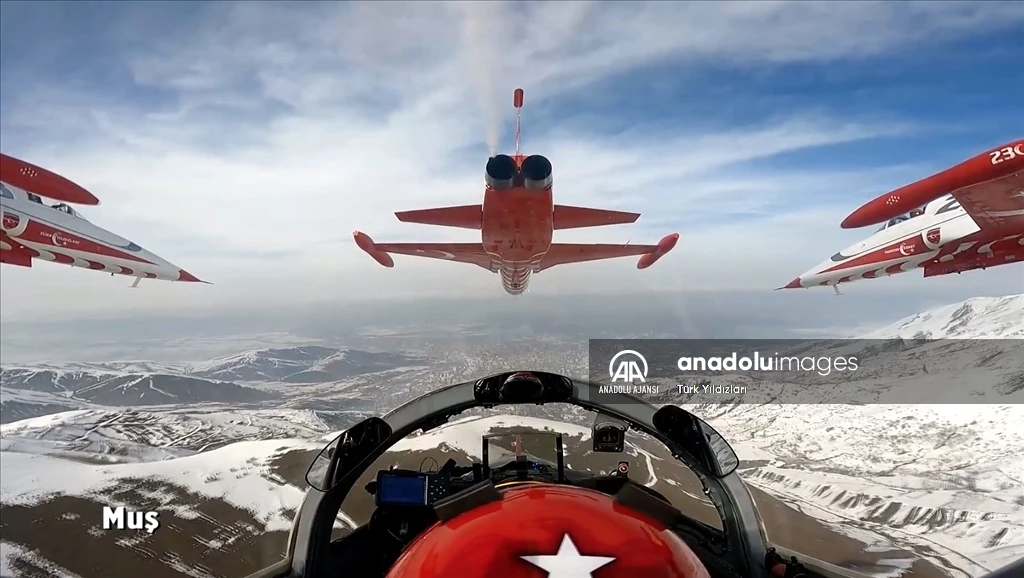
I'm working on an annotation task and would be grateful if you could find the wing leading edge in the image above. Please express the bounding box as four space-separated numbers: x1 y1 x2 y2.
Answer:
539 234 679 271
538 243 655 270
353 232 493 270
374 243 493 270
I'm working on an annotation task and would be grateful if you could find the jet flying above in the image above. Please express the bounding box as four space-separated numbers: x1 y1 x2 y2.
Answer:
781 139 1024 292
353 88 679 295
1 153 206 285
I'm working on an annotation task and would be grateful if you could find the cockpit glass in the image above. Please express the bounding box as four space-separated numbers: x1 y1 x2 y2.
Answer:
334 408 722 542
485 431 559 471
877 214 907 231
876 205 930 231
52 203 78 217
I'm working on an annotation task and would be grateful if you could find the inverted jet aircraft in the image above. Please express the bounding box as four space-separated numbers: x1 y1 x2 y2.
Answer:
0 153 206 285
781 139 1024 293
353 88 678 295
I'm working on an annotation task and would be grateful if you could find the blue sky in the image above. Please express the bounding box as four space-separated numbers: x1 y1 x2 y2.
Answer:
1 1 1022 321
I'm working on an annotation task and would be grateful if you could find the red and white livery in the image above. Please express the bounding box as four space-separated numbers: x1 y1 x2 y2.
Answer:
1 153 206 285
353 89 679 296
781 139 1024 292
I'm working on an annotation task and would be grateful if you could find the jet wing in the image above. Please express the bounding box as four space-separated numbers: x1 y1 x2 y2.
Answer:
373 242 494 270
842 139 1024 229
537 243 657 271
0 153 101 205
950 171 1024 232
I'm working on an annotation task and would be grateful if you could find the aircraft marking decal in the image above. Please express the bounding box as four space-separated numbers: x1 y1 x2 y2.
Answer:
520 534 614 578
17 219 154 264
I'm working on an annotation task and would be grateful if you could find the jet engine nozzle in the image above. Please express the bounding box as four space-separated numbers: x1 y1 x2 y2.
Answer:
485 155 517 190
521 155 552 190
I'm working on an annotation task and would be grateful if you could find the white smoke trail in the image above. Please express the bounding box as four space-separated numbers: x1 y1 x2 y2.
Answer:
459 2 511 157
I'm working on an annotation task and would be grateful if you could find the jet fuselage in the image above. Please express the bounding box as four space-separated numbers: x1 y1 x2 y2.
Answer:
1 181 202 283
785 194 1024 288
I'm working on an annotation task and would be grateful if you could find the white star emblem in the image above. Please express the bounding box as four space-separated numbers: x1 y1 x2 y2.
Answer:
521 534 614 578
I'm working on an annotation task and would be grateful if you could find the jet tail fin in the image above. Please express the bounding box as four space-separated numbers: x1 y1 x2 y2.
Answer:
395 205 482 229
552 205 641 230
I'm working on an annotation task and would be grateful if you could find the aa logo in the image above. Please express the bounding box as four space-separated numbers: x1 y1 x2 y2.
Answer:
609 350 648 383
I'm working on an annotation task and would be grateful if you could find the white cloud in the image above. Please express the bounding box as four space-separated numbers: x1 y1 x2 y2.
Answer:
2 1 1022 321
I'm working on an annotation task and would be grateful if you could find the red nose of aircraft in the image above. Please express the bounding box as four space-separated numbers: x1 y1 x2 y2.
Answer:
177 269 205 283
777 277 804 290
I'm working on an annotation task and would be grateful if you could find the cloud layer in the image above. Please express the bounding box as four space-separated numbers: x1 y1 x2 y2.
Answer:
1 1 1022 320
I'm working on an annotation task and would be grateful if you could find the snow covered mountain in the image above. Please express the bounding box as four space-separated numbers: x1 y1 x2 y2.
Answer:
188 347 427 384
0 347 430 424
0 369 272 407
676 294 1024 575
1 294 1021 578
863 294 1024 339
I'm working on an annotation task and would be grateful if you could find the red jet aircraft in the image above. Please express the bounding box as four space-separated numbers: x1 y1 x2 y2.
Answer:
354 88 679 295
781 139 1024 292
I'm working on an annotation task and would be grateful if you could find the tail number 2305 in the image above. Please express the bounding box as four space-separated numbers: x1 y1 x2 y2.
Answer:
990 144 1024 165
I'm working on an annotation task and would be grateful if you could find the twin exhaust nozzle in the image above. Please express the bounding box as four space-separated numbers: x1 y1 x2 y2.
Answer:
485 154 553 191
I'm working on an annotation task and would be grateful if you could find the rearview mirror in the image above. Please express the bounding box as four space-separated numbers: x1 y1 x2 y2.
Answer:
652 406 738 477
306 417 392 491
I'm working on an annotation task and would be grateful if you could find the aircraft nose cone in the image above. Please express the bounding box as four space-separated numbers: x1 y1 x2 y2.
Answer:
177 269 203 283
777 277 804 290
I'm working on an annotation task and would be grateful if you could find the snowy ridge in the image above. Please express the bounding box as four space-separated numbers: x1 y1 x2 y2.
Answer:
186 346 426 383
697 402 1024 576
864 294 1024 339
0 437 320 532
0 346 429 425
0 361 187 376
0 407 358 462
740 465 1023 575
0 367 271 407
682 295 1024 576
187 346 340 381
1 346 424 389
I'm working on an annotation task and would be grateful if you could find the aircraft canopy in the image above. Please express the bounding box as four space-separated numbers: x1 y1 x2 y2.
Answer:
51 202 82 218
876 207 925 232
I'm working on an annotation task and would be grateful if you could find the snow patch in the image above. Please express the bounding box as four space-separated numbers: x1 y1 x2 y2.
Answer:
0 438 321 532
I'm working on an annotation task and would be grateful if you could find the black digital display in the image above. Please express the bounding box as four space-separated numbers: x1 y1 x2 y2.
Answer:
377 473 428 506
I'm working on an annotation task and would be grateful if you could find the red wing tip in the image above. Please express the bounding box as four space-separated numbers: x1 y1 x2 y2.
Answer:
840 214 868 229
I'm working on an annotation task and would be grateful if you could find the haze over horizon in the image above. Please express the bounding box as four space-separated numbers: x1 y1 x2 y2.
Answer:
3 290 1021 366
1 1 1022 325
